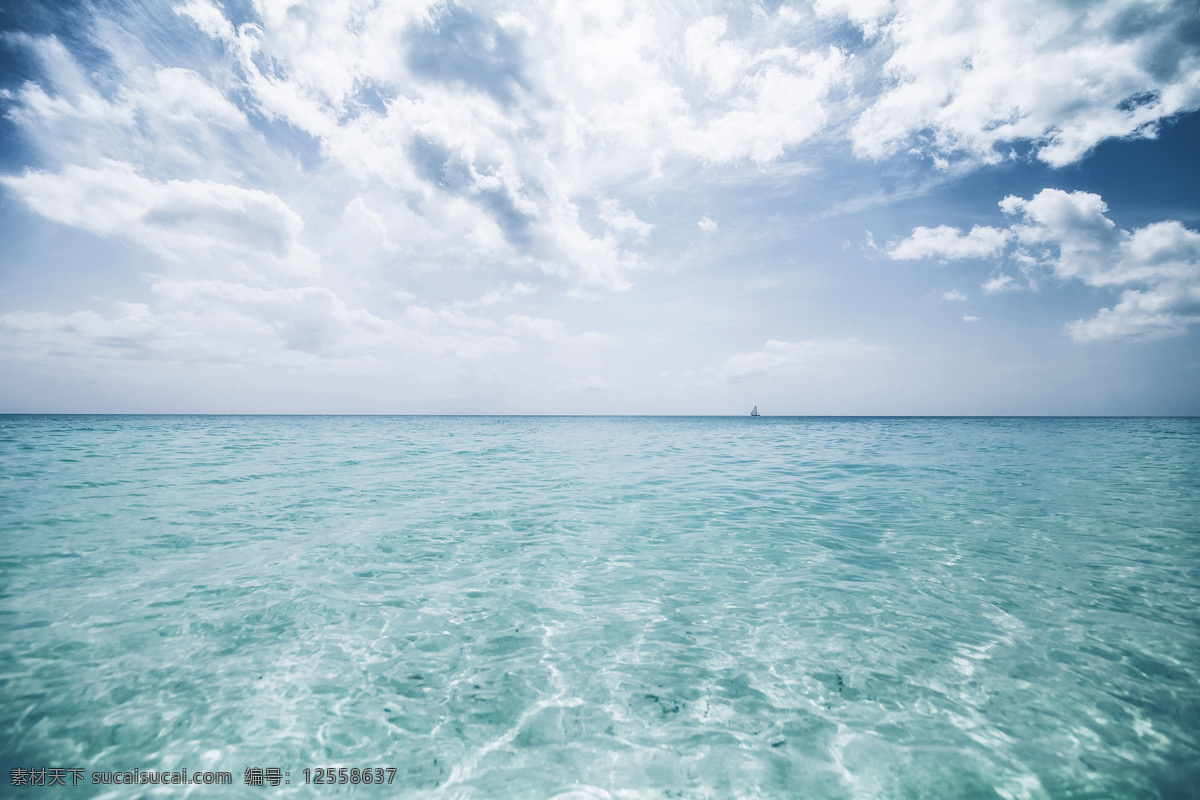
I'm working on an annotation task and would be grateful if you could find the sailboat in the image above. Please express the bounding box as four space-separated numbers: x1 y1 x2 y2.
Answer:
750 405 759 417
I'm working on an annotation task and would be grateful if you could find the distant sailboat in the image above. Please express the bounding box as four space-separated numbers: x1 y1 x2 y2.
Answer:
750 405 759 417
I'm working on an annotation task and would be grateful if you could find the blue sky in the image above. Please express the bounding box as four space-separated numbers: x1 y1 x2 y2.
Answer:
1 0 1198 414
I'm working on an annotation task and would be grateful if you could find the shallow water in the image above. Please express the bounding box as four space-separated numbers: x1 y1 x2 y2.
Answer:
1 415 1198 799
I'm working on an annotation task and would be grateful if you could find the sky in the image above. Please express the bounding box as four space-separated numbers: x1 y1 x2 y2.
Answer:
0 0 1198 415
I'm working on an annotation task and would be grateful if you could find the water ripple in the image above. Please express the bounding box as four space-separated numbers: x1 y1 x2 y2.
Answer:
1 416 1198 798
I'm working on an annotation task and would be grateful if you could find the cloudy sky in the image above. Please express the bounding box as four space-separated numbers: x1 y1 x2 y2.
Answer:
1 0 1197 414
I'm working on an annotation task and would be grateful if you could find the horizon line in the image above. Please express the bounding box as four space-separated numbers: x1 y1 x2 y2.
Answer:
1 413 1197 419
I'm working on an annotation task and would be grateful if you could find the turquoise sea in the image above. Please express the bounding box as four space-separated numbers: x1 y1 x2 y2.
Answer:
1 415 1198 799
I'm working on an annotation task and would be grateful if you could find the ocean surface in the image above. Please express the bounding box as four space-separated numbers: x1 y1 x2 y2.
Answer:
1 415 1198 799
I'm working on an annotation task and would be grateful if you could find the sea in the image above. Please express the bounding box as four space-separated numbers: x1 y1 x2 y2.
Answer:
1 415 1198 799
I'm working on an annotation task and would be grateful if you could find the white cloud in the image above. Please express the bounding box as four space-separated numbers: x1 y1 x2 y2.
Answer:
889 225 1009 260
819 0 1200 166
706 338 887 383
999 191 1199 287
161 0 859 285
897 188 1200 340
598 198 653 239
0 161 316 280
0 305 163 362
0 286 374 367
478 282 538 306
3 33 253 178
8 0 1188 310
942 289 968 301
674 37 848 164
1003 190 1200 339
147 67 248 129
445 282 539 311
2 0 1197 409
685 15 745 95
341 198 396 254
0 278 615 369
982 275 1019 294
173 0 235 43
170 0 656 290
503 314 608 344
1068 284 1200 342
963 315 981 323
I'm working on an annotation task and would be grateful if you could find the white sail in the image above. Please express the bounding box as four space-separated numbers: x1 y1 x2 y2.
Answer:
750 405 759 416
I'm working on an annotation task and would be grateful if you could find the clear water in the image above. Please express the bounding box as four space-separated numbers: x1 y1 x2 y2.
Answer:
1 415 1198 799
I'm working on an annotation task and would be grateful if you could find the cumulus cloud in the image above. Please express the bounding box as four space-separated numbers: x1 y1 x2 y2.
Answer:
896 189 1200 340
1007 191 1200 339
942 289 968 301
982 275 1020 294
675 27 848 163
168 0 677 290
818 0 1200 166
1 0 1197 401
0 162 316 280
598 199 653 239
889 225 1009 260
341 198 397 254
478 282 538 306
6 0 1192 297
1069 283 1200 341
